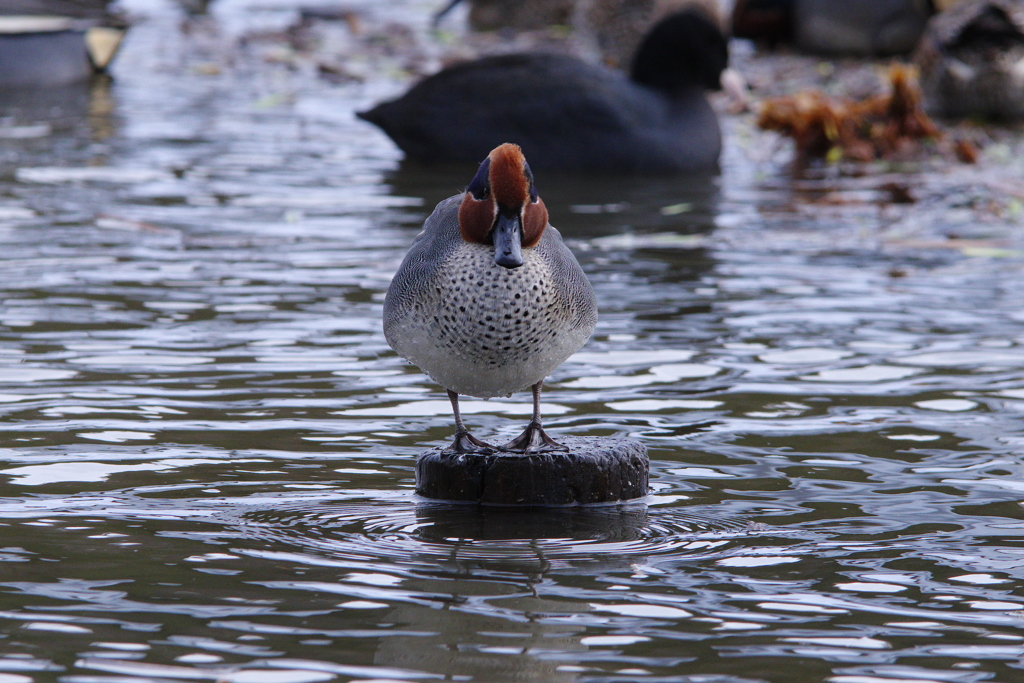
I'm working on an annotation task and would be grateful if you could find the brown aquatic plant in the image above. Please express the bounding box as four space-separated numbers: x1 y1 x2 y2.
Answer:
758 64 976 164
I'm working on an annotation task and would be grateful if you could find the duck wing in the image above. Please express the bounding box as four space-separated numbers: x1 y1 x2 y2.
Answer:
534 224 598 334
384 194 462 336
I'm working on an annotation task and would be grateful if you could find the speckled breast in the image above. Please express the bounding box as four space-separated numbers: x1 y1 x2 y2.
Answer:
392 242 589 398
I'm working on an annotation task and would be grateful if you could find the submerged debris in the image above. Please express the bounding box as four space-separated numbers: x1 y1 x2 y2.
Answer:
758 64 977 164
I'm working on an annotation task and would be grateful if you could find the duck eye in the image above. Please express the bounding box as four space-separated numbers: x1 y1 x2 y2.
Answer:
467 157 491 200
523 161 538 203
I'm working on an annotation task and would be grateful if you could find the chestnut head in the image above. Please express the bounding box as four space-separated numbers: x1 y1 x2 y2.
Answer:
457 143 549 269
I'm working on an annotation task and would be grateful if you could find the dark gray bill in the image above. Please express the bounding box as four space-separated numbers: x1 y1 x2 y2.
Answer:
492 213 524 269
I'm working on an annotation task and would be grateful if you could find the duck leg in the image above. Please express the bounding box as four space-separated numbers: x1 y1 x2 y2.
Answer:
501 381 569 453
444 389 496 454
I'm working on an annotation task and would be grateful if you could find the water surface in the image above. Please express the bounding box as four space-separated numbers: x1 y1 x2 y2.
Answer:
2 2 1024 682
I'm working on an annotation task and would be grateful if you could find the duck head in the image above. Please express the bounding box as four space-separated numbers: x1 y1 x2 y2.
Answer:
630 8 729 93
458 143 548 269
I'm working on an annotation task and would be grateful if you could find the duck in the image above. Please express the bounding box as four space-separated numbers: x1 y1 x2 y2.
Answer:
915 0 1024 121
575 0 724 70
432 0 722 70
433 0 574 31
383 143 597 453
732 0 932 56
358 8 727 173
792 0 932 56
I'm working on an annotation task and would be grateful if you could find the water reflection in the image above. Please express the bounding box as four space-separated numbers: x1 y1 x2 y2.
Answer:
369 506 646 683
373 601 586 683
385 160 721 239
414 501 651 546
0 77 118 167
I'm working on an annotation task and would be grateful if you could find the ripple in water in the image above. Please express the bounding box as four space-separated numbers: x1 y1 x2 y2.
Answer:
1 1 1024 682
238 501 763 569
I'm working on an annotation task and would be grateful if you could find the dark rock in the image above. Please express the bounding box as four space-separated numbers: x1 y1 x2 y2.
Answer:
416 436 649 506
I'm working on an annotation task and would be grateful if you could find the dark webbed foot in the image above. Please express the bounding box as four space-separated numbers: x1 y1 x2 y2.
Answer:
444 430 497 455
500 421 569 454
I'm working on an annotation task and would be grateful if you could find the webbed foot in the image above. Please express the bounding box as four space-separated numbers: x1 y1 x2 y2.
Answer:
500 422 569 454
444 430 497 455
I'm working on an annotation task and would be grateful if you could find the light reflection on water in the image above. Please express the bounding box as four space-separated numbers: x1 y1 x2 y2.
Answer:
2 1 1024 682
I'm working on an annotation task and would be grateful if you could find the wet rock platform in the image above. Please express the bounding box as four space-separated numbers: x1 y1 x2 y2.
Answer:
416 436 649 506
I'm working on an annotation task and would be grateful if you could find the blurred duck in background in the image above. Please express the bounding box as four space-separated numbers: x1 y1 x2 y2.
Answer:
915 0 1024 120
435 0 575 31
434 0 722 69
733 0 934 56
0 0 126 88
358 8 728 173
574 0 723 69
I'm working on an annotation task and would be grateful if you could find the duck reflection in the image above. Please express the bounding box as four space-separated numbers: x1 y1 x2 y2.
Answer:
371 502 649 681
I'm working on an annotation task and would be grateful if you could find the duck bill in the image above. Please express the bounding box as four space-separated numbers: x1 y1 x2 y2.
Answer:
492 213 524 269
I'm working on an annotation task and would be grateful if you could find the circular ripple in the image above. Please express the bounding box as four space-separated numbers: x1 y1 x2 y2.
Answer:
237 500 762 570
